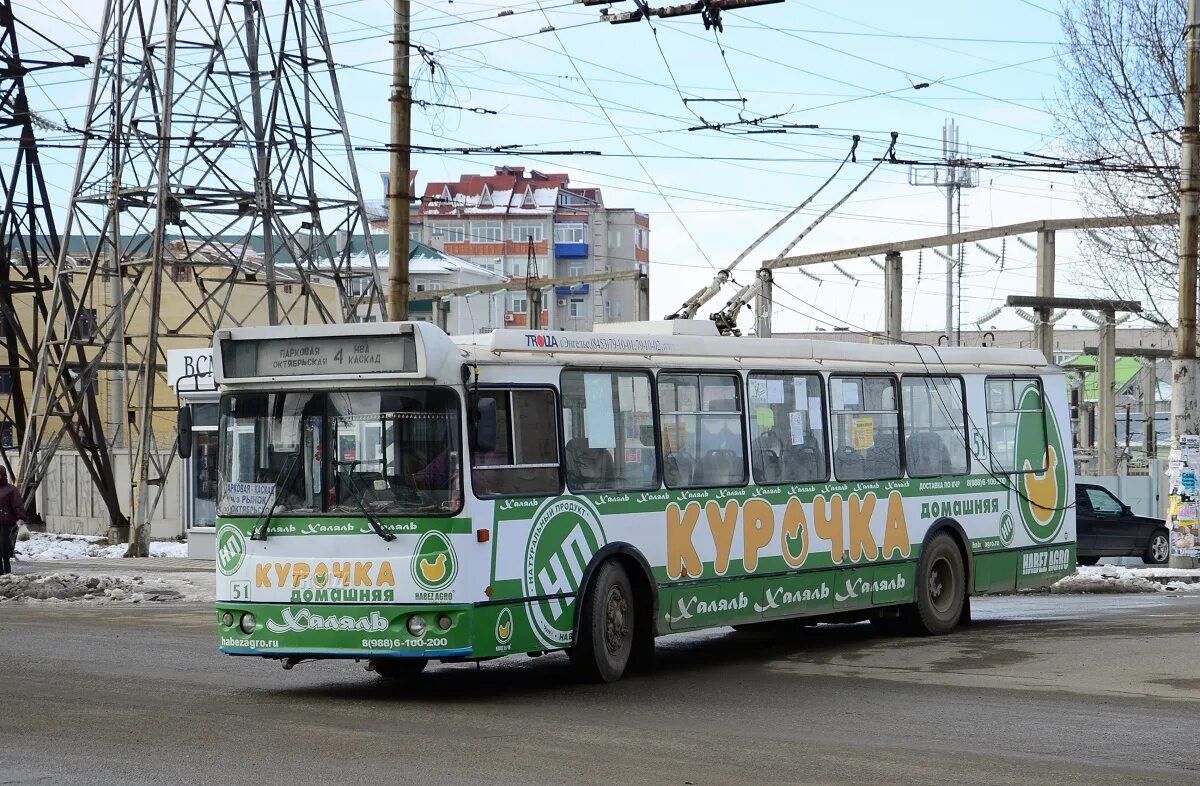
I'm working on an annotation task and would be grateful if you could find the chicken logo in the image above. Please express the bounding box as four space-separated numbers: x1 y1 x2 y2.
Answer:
495 607 514 646
420 553 448 584
1013 384 1067 544
1021 444 1059 527
411 531 457 592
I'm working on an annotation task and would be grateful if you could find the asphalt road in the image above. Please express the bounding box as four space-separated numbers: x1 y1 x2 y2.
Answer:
1 594 1198 786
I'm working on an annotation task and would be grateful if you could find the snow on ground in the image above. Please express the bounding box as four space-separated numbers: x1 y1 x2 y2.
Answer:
0 572 212 603
15 532 188 560
1051 565 1200 594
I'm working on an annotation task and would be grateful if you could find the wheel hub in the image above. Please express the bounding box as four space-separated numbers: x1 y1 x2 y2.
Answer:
604 586 629 656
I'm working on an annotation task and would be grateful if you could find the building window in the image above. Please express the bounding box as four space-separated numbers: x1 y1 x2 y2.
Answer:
0 371 12 394
282 284 294 294
635 227 650 249
408 228 421 242
508 259 525 278
568 262 585 277
437 222 466 242
568 298 585 318
171 263 192 283
609 230 622 248
78 308 97 340
510 294 528 313
471 221 503 243
347 275 374 297
554 222 587 243
1 420 16 448
509 222 544 242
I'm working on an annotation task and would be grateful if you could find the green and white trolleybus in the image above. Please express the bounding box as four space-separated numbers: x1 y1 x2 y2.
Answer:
207 319 1075 682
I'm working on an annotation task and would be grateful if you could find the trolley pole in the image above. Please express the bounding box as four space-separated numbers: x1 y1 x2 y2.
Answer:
387 0 411 320
1171 0 1200 567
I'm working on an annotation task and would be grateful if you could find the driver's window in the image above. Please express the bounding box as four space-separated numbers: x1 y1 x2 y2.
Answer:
748 372 828 485
1086 487 1124 515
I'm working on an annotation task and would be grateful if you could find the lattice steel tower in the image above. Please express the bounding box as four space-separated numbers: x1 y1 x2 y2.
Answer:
21 0 385 554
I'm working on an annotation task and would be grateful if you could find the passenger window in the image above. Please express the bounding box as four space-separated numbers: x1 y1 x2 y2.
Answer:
658 372 746 488
901 376 968 477
986 378 1046 473
1086 487 1123 515
747 372 827 484
470 388 561 498
560 370 658 491
830 376 901 481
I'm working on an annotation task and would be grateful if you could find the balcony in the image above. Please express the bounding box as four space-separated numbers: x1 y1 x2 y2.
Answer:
554 242 589 259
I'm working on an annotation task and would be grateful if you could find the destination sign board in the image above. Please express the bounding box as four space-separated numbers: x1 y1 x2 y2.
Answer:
221 334 417 378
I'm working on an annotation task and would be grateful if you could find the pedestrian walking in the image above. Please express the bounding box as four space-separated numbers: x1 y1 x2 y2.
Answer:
0 466 27 575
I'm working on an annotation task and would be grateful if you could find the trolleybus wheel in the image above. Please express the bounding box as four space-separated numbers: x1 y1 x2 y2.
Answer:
904 532 965 636
569 560 634 683
369 657 428 680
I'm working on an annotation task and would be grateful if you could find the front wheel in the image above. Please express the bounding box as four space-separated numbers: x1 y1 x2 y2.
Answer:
903 532 966 636
368 657 428 680
1143 530 1170 565
568 561 634 683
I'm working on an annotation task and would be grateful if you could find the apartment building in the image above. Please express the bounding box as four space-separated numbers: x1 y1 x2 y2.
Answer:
396 166 649 331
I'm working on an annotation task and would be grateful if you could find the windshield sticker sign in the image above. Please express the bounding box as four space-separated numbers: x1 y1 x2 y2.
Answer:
221 482 276 515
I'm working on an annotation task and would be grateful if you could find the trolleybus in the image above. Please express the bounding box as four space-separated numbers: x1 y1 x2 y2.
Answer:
203 320 1075 682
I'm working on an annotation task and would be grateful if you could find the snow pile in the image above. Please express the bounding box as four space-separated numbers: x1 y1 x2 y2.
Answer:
15 532 188 560
1051 565 1200 594
0 572 212 603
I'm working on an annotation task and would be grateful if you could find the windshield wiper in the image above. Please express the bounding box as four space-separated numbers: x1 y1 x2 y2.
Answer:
344 473 397 543
250 453 300 541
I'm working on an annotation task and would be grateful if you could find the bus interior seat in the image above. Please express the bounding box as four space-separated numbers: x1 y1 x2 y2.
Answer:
867 432 901 478
907 431 950 476
783 441 821 481
835 445 866 481
566 437 615 489
664 453 693 487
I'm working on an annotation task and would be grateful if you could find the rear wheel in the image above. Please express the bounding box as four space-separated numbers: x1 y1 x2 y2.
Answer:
1076 555 1101 567
568 561 634 683
903 532 966 635
1143 529 1170 565
368 657 428 680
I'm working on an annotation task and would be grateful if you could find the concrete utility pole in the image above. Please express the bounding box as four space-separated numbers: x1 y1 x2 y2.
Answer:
754 269 773 338
387 0 411 320
1033 230 1056 362
1009 296 1142 477
883 251 902 342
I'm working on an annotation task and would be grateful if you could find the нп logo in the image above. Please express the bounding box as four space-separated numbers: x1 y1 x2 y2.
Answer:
523 496 606 648
216 524 246 577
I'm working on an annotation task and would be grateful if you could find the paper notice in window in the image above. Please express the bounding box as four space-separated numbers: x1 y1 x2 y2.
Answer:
842 380 861 407
766 379 786 404
584 373 617 449
756 407 775 429
789 411 807 444
852 417 875 449
748 378 769 403
793 376 808 404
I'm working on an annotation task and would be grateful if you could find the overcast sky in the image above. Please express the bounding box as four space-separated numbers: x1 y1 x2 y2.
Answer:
16 0 1115 336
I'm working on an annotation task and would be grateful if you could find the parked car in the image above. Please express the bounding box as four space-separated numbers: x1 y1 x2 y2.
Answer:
1075 483 1169 566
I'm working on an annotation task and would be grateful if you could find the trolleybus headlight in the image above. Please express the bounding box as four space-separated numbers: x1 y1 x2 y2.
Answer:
406 614 427 637
221 611 234 627
239 612 257 634
437 614 453 631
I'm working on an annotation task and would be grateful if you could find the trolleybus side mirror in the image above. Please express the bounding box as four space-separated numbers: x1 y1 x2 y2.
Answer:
177 406 193 459
473 396 498 453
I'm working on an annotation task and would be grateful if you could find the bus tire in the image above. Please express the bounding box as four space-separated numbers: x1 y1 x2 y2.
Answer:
568 560 634 683
369 657 428 680
903 531 965 636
